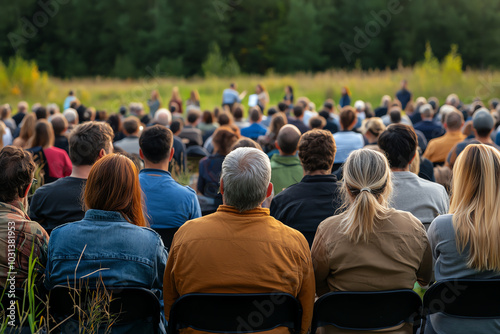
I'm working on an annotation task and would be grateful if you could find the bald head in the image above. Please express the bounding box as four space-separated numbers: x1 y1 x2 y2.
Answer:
277 124 301 155
445 110 464 131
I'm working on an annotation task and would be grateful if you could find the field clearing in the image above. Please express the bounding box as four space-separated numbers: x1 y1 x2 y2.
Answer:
3 67 500 114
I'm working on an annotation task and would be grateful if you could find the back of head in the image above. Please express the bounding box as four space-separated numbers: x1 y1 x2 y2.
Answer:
339 106 357 130
63 108 78 124
18 101 28 113
47 103 59 115
51 115 68 136
309 116 326 129
419 103 433 118
381 95 391 107
202 110 213 124
19 113 37 140
249 107 261 123
218 112 233 126
323 102 334 111
123 116 140 135
231 138 263 151
354 100 365 111
298 130 336 173
472 108 495 137
129 102 144 116
277 124 301 155
269 112 287 135
84 154 146 226
451 144 500 271
187 110 200 124
139 125 173 164
233 105 244 120
212 126 239 156
106 114 121 133
363 117 386 138
277 102 287 112
341 149 392 243
0 146 36 203
32 119 55 149
445 110 464 131
170 120 183 135
154 108 172 126
221 147 271 212
69 122 114 166
378 124 418 169
267 107 277 118
35 106 47 120
293 105 304 118
389 109 402 124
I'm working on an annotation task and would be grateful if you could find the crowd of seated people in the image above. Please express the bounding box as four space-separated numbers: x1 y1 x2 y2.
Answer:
1 83 500 333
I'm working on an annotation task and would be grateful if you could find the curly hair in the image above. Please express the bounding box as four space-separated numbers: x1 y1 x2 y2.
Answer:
298 129 336 172
0 146 36 203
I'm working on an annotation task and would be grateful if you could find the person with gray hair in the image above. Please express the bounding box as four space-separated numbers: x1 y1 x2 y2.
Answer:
414 103 445 141
153 108 172 127
63 108 79 133
163 147 315 334
13 101 29 126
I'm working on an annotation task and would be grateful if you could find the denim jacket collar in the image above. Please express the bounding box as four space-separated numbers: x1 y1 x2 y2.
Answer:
84 209 127 222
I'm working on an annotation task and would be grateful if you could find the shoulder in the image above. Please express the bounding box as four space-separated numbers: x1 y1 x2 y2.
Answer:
389 209 426 234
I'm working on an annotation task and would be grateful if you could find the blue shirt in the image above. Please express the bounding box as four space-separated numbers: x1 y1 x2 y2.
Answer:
240 123 267 140
63 96 76 110
139 169 201 229
333 131 364 163
413 120 445 142
396 88 411 110
222 88 240 105
496 129 500 146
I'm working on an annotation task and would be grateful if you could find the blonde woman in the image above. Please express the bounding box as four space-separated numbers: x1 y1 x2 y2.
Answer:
426 144 500 334
256 84 270 112
312 149 432 334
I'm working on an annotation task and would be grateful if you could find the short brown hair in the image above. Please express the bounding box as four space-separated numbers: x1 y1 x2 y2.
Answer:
69 122 114 166
340 106 357 130
123 116 140 135
51 115 68 136
298 130 336 172
0 146 36 202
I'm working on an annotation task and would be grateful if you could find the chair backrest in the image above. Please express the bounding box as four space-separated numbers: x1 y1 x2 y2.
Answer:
423 278 500 318
49 286 160 334
311 289 422 333
152 227 179 251
168 293 302 334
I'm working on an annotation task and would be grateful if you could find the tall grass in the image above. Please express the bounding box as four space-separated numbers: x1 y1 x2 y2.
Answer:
1 46 499 115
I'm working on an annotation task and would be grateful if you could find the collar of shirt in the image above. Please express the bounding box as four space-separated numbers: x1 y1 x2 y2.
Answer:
216 205 270 217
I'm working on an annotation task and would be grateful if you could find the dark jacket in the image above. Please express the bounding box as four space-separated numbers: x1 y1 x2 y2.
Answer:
270 174 342 247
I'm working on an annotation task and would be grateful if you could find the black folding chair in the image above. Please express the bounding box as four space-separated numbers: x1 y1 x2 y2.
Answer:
311 290 422 333
49 286 161 334
168 293 302 334
153 227 179 251
421 278 500 332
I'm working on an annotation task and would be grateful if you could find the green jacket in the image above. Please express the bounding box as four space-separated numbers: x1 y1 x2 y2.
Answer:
270 154 303 195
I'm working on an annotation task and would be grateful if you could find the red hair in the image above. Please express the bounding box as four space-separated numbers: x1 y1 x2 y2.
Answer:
84 154 147 227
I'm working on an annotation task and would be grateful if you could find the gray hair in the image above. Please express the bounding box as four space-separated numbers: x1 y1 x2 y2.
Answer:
63 108 78 124
419 103 433 118
129 102 144 116
154 108 172 126
221 147 271 212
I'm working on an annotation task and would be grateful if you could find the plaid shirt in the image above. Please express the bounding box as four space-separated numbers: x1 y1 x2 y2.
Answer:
0 201 49 288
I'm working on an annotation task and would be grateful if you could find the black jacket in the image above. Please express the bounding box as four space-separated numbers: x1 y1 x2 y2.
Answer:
270 174 342 247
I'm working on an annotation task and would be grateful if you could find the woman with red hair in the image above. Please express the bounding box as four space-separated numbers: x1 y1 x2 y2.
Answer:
45 154 167 332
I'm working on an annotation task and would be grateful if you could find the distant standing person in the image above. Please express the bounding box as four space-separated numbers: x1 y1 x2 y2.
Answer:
186 90 200 109
283 85 294 105
396 79 412 110
147 90 161 119
63 90 76 111
222 83 246 109
256 84 270 112
339 86 351 108
169 87 183 115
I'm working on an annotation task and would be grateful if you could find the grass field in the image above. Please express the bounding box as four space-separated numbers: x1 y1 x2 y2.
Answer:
3 65 500 115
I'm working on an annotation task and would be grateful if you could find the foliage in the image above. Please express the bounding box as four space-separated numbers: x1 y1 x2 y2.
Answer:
0 56 49 98
3 0 500 77
202 43 241 78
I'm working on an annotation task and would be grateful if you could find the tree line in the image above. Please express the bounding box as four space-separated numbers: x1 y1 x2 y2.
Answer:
1 0 500 78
